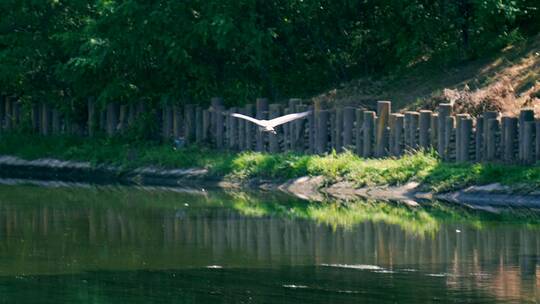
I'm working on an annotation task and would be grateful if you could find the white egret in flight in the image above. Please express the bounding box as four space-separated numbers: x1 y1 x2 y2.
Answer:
231 110 311 134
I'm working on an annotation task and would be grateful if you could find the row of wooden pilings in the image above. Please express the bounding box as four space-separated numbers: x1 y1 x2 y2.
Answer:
1 94 540 164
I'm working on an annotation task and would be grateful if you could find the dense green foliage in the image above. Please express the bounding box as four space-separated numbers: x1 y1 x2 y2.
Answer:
2 134 540 192
1 0 539 111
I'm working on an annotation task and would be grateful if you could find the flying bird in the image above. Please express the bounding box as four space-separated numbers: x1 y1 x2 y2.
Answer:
231 110 311 134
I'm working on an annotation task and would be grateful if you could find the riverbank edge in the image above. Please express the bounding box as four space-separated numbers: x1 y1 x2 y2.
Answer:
2 155 540 208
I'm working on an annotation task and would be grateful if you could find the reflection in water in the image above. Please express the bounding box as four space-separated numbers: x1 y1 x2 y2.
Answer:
0 184 539 303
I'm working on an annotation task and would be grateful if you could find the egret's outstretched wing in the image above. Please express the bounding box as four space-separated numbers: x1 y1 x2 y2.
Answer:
231 113 266 127
267 111 311 128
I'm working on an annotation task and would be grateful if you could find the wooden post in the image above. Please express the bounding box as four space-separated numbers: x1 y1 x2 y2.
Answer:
289 98 300 150
389 114 396 155
119 104 128 133
437 103 452 157
393 114 404 156
293 104 308 153
486 118 499 161
330 109 336 150
444 116 455 161
316 110 329 154
228 106 239 150
173 105 182 138
31 103 40 133
308 105 316 154
12 100 20 128
41 103 51 136
0 95 5 132
419 110 432 149
211 97 223 138
106 103 118 136
87 97 96 137
455 114 468 162
409 112 420 150
244 104 255 150
404 112 412 149
256 98 268 152
375 101 391 157
355 109 364 156
502 117 517 163
430 113 438 150
519 109 535 161
483 111 498 160
237 108 245 150
363 111 376 157
536 120 540 162
269 104 282 152
475 117 484 162
202 109 211 142
463 118 473 162
184 104 196 144
52 109 61 135
456 115 471 162
334 107 343 152
215 105 224 149
4 97 12 130
342 107 355 149
127 104 136 127
523 121 535 164
195 106 203 144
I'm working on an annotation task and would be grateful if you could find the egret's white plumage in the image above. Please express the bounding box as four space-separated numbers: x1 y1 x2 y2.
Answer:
231 111 311 134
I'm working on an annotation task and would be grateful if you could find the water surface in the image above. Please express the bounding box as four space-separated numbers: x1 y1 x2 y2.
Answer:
0 182 539 303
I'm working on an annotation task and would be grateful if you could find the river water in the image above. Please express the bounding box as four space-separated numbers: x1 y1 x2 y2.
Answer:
0 182 539 303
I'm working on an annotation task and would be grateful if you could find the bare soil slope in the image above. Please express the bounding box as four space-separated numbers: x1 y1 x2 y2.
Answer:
312 35 540 116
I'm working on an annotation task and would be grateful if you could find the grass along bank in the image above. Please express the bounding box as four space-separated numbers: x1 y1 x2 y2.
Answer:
1 134 540 193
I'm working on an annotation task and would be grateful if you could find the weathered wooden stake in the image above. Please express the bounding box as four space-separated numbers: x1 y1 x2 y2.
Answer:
308 105 316 154
289 98 300 150
173 106 182 138
410 112 420 150
363 111 376 157
502 117 517 163
482 112 498 160
184 104 196 144
375 101 391 157
355 109 364 156
523 121 535 164
430 113 438 149
215 105 224 149
486 118 499 161
437 103 452 157
419 110 432 149
195 106 203 144
4 97 12 130
106 103 118 136
119 104 128 133
256 98 269 152
519 109 535 161
393 114 404 156
244 104 255 150
316 110 329 154
444 116 455 161
202 109 211 142
269 104 282 152
475 117 484 162
211 97 223 138
342 107 355 149
0 95 5 132
335 107 344 152
87 98 96 137
52 109 61 134
41 103 51 136
31 104 40 133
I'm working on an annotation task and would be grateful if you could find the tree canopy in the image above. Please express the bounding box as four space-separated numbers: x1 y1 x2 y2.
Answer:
1 0 538 108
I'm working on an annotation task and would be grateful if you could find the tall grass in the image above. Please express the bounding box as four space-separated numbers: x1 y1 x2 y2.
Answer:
1 134 540 192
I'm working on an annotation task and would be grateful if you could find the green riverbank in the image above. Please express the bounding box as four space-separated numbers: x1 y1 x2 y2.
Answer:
1 134 540 193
